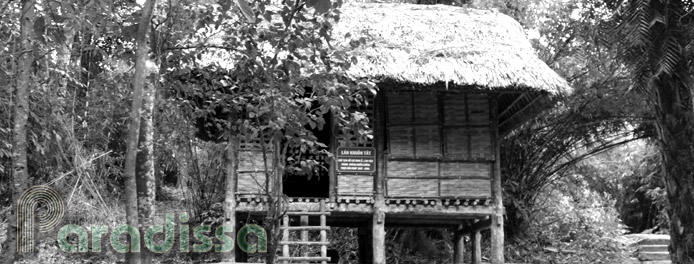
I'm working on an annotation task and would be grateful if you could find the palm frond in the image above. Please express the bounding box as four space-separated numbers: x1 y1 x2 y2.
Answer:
654 37 683 76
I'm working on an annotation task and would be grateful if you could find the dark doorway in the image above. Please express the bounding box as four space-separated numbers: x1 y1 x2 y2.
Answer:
282 110 331 198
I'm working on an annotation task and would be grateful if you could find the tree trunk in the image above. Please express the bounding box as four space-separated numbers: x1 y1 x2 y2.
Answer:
264 139 283 264
176 146 189 189
2 0 35 262
136 80 156 263
639 2 694 263
55 1 76 192
123 0 157 263
222 136 238 262
655 76 694 264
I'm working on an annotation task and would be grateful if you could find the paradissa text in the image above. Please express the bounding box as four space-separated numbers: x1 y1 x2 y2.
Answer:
57 213 267 253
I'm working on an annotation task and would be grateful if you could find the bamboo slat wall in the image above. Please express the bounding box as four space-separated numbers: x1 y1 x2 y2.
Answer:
235 90 494 200
237 150 272 194
384 90 494 199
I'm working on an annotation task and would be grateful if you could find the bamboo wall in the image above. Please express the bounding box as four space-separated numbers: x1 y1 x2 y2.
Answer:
384 91 493 199
237 141 273 195
235 90 494 200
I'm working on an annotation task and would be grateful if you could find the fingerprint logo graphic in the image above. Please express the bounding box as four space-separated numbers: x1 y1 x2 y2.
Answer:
16 185 64 252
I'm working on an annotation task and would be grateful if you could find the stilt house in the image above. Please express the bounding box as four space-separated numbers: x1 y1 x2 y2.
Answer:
231 3 572 264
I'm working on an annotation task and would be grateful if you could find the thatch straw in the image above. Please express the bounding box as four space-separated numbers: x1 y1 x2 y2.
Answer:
333 3 572 95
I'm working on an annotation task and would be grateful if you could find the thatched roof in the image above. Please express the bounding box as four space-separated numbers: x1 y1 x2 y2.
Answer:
333 3 572 96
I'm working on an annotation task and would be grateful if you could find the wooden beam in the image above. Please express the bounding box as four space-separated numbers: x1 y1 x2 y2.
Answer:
457 218 492 235
276 257 331 262
499 93 527 118
281 226 330 231
498 94 542 128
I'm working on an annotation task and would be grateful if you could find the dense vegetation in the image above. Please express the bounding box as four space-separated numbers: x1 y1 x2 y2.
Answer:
1 0 692 263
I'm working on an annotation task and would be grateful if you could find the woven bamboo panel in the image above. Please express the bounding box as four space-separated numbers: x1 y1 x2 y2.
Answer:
439 179 491 198
470 128 493 160
387 178 438 197
413 93 438 123
337 175 373 195
238 151 274 172
444 94 466 124
387 92 412 124
387 161 438 178
439 162 491 178
388 127 414 156
238 172 266 194
415 125 441 157
468 94 490 125
444 128 468 159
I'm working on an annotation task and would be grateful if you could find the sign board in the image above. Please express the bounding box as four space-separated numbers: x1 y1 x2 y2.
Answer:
336 147 376 174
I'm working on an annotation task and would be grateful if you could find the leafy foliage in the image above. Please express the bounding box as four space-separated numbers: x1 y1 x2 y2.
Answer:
616 143 668 233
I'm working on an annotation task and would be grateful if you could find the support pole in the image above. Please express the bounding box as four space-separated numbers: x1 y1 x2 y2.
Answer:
472 231 482 264
301 213 309 263
453 225 465 264
282 215 290 264
490 94 504 264
372 206 386 264
320 200 327 264
373 92 387 264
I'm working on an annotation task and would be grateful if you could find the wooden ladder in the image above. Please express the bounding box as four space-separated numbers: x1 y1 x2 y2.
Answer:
278 200 331 264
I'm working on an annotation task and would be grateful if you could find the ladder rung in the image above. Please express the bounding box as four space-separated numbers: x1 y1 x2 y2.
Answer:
277 257 331 261
280 226 330 231
279 241 331 246
284 211 330 216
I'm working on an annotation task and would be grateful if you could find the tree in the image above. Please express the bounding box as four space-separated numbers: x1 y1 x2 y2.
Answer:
468 0 652 240
165 0 374 262
1 0 34 262
123 0 157 263
616 0 694 262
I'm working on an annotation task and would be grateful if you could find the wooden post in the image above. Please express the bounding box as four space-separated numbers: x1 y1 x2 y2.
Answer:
320 200 328 264
282 215 290 264
453 225 465 264
372 202 386 264
301 213 309 263
373 91 387 264
490 94 504 264
472 231 482 264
